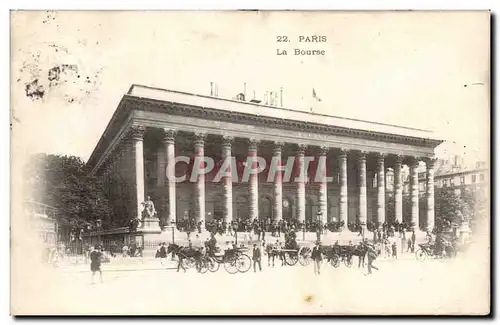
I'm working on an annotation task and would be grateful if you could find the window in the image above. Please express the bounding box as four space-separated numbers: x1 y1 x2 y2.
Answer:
472 175 477 183
480 174 485 182
450 178 455 186
460 176 465 185
443 179 448 188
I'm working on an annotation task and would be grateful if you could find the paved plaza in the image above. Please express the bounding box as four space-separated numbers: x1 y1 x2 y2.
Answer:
13 247 487 315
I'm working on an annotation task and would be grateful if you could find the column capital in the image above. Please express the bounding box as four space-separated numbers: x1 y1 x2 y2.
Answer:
129 125 146 140
247 138 259 151
424 156 438 169
395 154 404 164
339 148 349 158
318 146 329 156
297 143 307 155
193 133 206 146
376 152 387 161
162 129 177 143
221 135 234 148
273 141 284 154
408 156 421 168
356 150 368 160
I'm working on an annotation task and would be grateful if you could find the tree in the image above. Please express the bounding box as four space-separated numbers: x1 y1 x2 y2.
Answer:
435 188 464 226
23 153 115 232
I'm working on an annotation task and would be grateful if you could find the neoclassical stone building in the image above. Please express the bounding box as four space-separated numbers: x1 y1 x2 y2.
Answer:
87 85 443 232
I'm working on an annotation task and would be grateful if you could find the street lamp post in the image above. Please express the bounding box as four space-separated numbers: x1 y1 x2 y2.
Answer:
171 221 176 244
96 219 102 247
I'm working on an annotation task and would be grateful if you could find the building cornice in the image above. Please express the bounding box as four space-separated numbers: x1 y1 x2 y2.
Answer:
126 96 442 147
86 90 444 173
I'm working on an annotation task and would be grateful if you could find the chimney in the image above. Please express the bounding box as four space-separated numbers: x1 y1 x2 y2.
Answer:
210 82 214 96
275 92 279 107
280 87 283 107
215 83 219 97
270 91 274 106
264 91 268 105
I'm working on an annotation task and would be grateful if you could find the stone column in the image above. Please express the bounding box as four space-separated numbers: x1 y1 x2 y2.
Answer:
425 157 436 232
296 144 307 223
248 139 259 221
194 133 206 224
222 136 234 223
318 146 328 224
358 151 367 230
394 155 403 224
409 158 420 230
376 153 386 227
338 149 348 229
130 125 146 221
163 129 176 225
273 142 284 221
157 136 166 222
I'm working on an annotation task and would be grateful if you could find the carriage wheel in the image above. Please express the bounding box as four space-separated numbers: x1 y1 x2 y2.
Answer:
182 257 196 269
415 249 427 262
298 246 312 266
195 258 208 274
236 254 252 273
285 252 298 266
223 256 239 274
344 256 353 268
329 255 340 268
207 256 220 272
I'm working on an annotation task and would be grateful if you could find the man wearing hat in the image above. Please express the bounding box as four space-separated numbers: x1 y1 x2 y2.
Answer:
90 245 103 284
311 241 323 275
366 242 379 275
252 243 262 272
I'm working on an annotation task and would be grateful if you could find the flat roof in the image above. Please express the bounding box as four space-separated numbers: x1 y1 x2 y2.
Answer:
128 84 438 140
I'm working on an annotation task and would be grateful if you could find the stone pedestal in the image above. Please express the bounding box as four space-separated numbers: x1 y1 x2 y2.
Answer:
458 221 472 245
141 217 161 231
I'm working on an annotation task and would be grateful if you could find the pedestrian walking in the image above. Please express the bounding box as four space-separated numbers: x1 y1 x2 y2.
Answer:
312 241 323 275
411 230 416 253
90 245 103 284
252 244 262 272
159 242 167 265
392 242 397 259
366 243 379 275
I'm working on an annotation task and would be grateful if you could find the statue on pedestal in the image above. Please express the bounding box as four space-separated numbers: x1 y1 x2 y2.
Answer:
141 196 157 220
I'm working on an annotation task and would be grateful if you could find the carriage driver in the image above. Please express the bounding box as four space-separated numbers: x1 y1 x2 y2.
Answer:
206 233 217 256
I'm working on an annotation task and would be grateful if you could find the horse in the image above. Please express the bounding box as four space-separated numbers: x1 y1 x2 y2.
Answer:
265 244 282 266
350 244 371 268
166 243 203 261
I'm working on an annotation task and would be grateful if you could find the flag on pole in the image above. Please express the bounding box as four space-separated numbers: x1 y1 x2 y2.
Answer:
312 88 322 102
310 88 322 112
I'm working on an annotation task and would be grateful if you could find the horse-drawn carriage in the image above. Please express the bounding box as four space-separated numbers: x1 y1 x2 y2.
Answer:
266 231 315 266
415 240 458 261
329 242 373 268
167 243 252 274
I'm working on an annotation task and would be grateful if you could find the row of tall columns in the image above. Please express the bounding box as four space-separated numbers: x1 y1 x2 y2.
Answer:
317 146 328 224
129 126 436 231
296 145 306 223
164 130 177 225
221 136 233 223
272 142 284 222
338 149 349 227
377 153 386 226
394 155 403 224
357 151 367 228
193 134 206 223
248 139 259 221
410 158 420 228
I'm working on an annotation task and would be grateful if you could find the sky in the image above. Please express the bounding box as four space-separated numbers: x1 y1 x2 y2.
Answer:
11 11 490 165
